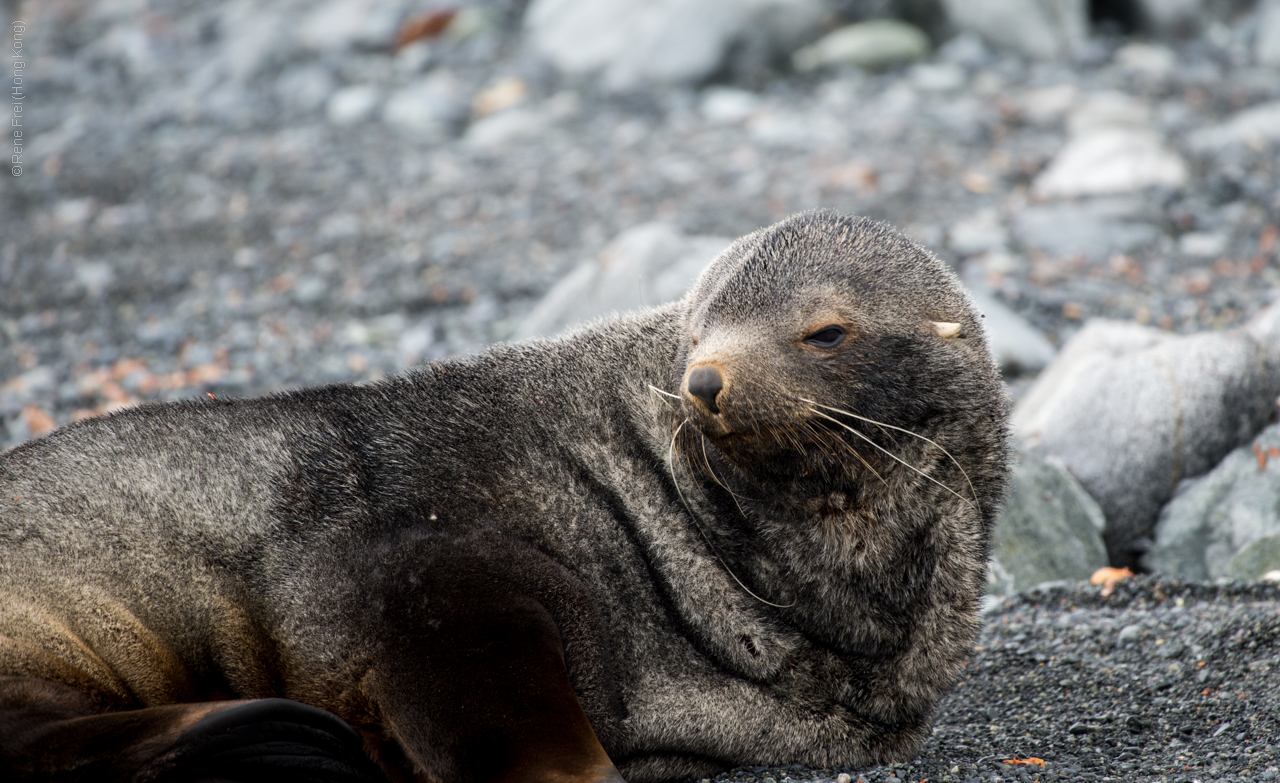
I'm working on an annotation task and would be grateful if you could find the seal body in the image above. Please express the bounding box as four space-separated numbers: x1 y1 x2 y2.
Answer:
0 212 1009 783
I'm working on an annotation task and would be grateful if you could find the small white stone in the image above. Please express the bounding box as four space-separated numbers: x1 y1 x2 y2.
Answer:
949 209 1008 256
1188 101 1280 151
1033 128 1188 198
699 87 760 124
1178 232 1228 257
1018 84 1080 125
1114 42 1176 77
326 85 380 126
909 62 966 92
1258 0 1280 67
383 74 464 134
793 19 930 71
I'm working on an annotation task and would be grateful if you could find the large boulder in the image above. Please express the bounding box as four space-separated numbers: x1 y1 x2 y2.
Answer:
1014 319 1280 568
514 223 732 340
524 0 829 90
988 450 1109 595
938 0 1086 60
1143 422 1280 581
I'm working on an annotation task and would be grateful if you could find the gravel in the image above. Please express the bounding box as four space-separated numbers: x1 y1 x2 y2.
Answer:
3 1 1279 781
712 577 1280 783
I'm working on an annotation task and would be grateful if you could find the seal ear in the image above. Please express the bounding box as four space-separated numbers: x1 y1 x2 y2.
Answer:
932 321 961 339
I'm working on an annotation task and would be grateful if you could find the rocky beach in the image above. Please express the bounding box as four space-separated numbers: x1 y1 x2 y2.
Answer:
3 0 1280 781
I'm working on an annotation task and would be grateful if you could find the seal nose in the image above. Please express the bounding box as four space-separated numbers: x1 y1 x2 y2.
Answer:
686 365 724 414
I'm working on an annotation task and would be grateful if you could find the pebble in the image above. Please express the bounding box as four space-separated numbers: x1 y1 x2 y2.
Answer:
792 19 931 71
326 84 381 125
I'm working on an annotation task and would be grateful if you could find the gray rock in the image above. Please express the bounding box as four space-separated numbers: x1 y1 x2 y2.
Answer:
1143 422 1280 580
961 269 1057 375
1177 231 1228 257
1187 101 1280 151
1227 535 1280 581
1033 91 1187 198
276 64 338 114
1013 198 1161 259
525 0 828 90
989 450 1109 594
1033 128 1187 198
382 73 466 136
1259 0 1280 67
296 0 404 53
1118 624 1143 645
939 0 1086 60
464 92 581 153
326 84 381 126
1134 0 1206 37
515 223 732 340
908 62 966 92
1246 299 1280 355
1114 42 1177 79
948 209 1008 256
1015 320 1280 567
792 19 931 71
699 87 762 124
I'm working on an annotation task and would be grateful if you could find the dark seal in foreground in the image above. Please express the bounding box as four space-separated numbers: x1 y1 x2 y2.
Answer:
0 212 1010 783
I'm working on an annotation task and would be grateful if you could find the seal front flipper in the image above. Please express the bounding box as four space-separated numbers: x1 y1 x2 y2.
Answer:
356 532 625 783
0 676 383 782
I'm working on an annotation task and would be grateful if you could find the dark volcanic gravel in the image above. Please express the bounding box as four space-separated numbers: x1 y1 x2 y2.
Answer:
2 1 1279 782
715 577 1280 783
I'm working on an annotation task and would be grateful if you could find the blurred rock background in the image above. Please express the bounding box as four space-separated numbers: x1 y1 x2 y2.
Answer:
3 0 1280 590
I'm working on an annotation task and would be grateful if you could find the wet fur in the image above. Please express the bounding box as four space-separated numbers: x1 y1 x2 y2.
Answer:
0 212 1010 782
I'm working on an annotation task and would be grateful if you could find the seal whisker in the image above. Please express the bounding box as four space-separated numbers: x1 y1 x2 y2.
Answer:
803 418 887 488
647 384 682 405
698 432 753 517
807 408 977 511
802 398 980 507
666 422 796 610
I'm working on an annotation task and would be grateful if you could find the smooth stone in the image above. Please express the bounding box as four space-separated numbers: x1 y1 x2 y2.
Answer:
961 272 1057 375
909 62 967 92
989 450 1109 594
1017 84 1080 126
1012 198 1160 259
949 209 1008 256
526 0 827 90
1114 42 1177 78
700 87 761 124
1135 0 1207 37
515 223 732 340
1226 535 1280 581
1015 320 1280 567
382 73 466 135
1033 127 1188 198
276 64 338 114
940 0 1087 60
1177 231 1228 257
326 84 381 126
465 106 549 153
1118 624 1143 644
792 19 931 71
1259 0 1280 67
1067 91 1153 136
1144 422 1280 580
296 0 401 52
1187 100 1280 151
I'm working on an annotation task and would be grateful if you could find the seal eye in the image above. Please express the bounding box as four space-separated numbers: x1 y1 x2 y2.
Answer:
803 326 846 349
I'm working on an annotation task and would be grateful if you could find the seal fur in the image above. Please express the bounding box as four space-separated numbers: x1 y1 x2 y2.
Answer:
0 211 1010 783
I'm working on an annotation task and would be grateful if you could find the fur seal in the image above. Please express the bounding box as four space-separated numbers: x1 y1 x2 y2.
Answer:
0 211 1010 783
